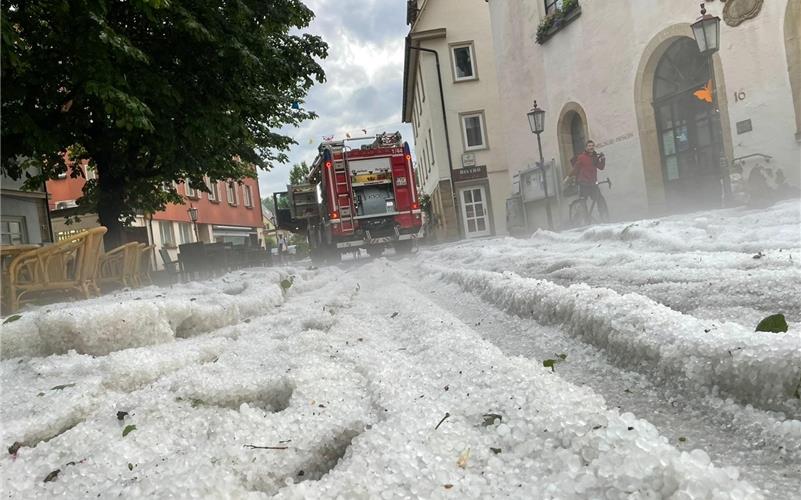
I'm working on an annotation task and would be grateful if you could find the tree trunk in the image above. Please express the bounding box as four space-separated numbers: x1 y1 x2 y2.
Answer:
95 170 126 251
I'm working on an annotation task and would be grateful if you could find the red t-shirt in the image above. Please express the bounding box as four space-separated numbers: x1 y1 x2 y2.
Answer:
573 151 605 184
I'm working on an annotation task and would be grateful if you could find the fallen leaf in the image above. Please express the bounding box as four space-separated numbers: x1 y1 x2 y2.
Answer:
122 425 137 437
51 383 76 391
43 469 60 483
3 314 22 324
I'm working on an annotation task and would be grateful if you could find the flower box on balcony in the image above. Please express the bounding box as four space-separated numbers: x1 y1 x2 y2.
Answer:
536 3 582 45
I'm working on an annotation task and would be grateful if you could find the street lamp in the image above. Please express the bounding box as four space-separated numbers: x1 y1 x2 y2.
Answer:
691 3 729 203
187 205 200 241
526 100 553 230
691 3 721 56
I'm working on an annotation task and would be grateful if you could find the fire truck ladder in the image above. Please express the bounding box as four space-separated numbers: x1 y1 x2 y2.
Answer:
331 145 355 233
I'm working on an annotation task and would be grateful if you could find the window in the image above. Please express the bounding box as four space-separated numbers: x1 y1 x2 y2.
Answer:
461 112 487 150
159 221 176 247
428 129 435 165
545 0 562 15
227 182 238 205
185 182 198 198
1 217 27 245
418 68 426 101
451 43 477 81
207 178 219 202
243 185 253 207
179 222 193 244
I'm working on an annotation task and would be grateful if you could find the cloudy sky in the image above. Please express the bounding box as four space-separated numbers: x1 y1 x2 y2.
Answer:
258 0 414 198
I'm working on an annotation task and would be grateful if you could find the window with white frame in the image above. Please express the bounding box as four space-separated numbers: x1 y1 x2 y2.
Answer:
185 182 198 198
428 129 435 165
179 222 193 244
1 217 27 245
461 112 487 150
159 221 176 247
451 43 477 81
418 68 425 102
206 178 219 202
227 182 238 205
243 185 253 207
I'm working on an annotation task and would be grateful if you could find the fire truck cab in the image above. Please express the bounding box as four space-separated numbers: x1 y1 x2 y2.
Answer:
274 132 422 262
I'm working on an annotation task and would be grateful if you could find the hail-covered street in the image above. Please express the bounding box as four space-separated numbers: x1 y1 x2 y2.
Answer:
1 200 800 499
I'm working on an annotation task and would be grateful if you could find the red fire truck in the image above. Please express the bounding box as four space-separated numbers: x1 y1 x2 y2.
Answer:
274 132 422 262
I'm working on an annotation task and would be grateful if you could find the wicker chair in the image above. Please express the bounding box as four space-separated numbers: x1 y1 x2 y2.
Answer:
3 227 107 313
135 244 155 287
99 242 141 289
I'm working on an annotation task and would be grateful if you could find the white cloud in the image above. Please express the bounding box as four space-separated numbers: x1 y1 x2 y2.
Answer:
257 0 413 197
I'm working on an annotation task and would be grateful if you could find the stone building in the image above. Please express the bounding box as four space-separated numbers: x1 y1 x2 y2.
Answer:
402 0 510 241
487 0 801 229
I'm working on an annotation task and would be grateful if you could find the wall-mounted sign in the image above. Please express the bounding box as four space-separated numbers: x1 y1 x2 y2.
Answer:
461 153 476 167
452 165 487 182
736 119 753 134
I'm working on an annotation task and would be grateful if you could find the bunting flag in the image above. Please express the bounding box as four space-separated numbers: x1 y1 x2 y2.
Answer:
291 101 301 110
361 129 368 135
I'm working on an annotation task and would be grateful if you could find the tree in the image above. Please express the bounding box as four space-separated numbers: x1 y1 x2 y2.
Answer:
289 161 311 185
2 0 327 248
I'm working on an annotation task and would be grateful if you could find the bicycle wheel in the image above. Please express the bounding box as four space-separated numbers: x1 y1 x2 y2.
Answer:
569 199 590 227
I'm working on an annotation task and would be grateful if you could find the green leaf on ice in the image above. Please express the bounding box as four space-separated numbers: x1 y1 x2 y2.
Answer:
755 314 788 333
3 314 22 324
122 425 137 437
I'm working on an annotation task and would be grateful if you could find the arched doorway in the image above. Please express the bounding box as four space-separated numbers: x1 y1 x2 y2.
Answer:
652 37 725 210
557 102 589 179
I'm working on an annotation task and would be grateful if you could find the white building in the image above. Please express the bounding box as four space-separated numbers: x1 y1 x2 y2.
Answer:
402 0 510 241
487 0 801 230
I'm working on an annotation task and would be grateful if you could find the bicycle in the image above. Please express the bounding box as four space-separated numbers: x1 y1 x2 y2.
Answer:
568 177 612 227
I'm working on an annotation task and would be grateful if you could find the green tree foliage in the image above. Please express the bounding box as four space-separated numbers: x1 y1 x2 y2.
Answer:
289 161 311 185
1 0 327 247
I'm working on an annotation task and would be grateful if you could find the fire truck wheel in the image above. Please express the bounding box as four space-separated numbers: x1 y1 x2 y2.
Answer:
394 240 414 254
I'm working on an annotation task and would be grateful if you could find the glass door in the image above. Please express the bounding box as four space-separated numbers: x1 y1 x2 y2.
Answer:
460 186 491 238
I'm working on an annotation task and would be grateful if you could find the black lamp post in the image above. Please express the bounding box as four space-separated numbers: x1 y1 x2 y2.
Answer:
691 3 728 203
526 100 553 230
187 205 199 241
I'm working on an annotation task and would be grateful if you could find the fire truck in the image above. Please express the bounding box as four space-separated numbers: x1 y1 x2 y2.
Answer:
273 132 422 262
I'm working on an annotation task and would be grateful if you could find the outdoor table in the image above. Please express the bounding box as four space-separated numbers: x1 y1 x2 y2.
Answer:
0 244 40 271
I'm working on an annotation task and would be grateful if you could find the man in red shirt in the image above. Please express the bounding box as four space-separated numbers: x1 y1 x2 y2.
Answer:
566 140 608 220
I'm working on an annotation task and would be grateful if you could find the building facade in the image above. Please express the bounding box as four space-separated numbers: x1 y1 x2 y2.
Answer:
403 0 510 241
487 0 801 230
1 168 52 246
47 168 263 268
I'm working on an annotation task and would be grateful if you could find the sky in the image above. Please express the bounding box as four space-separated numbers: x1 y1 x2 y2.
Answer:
257 0 414 199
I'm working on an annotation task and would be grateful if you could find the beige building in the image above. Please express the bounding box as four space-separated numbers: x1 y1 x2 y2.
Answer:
488 0 801 230
402 0 510 241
